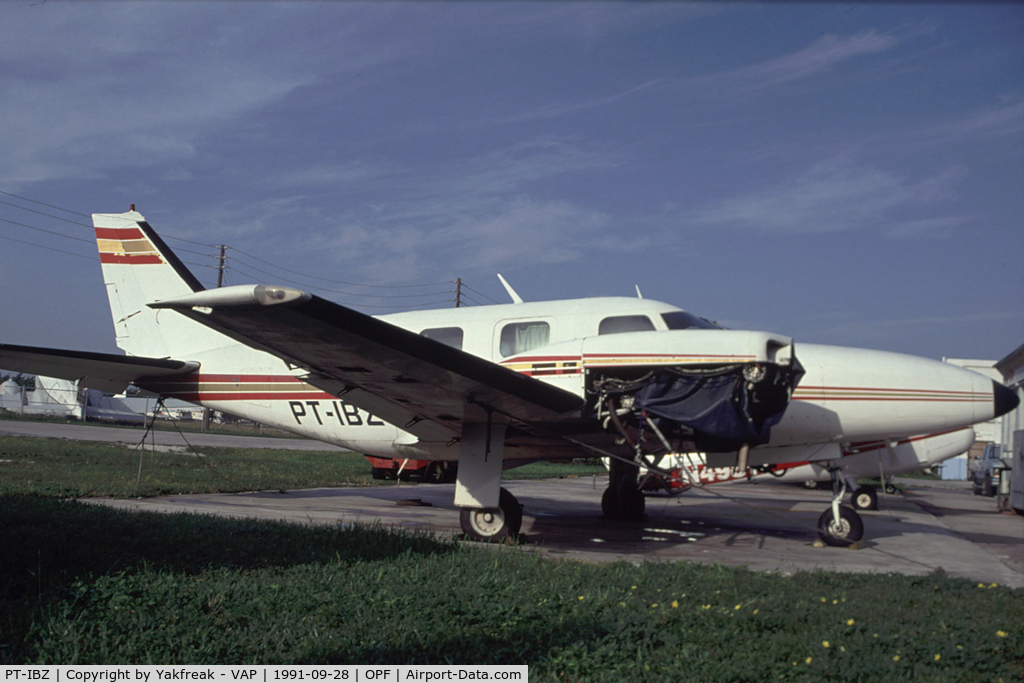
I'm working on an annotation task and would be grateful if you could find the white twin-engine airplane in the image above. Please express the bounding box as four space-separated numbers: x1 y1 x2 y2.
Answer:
0 210 1017 547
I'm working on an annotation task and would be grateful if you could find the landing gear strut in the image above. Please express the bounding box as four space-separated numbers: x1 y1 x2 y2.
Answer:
817 471 864 547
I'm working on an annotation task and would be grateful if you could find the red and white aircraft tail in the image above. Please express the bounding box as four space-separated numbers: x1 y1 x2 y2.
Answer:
94 211 239 361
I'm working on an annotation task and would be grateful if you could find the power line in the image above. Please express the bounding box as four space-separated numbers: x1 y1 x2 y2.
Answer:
0 189 476 312
460 281 502 305
229 246 450 289
0 233 95 260
457 292 488 307
0 216 95 245
0 199 92 228
0 189 90 218
227 256 452 299
226 263 454 310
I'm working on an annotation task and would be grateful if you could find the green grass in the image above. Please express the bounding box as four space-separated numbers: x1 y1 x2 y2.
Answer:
0 436 603 498
503 459 605 480
1 495 1021 680
1 435 1021 679
0 409 303 438
0 436 378 497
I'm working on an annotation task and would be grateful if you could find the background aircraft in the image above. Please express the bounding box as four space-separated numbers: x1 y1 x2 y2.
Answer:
0 210 1016 547
612 427 975 512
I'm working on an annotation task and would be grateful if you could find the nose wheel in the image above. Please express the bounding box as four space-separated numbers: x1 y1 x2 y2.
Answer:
460 487 523 543
818 471 865 547
817 505 864 547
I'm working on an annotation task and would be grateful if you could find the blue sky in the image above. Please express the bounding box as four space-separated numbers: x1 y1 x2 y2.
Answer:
1 1 1021 364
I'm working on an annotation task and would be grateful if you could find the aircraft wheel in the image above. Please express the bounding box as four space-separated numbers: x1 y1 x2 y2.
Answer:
460 488 522 543
422 462 444 484
817 506 864 547
803 479 820 490
884 482 898 495
601 480 645 520
851 486 878 511
440 463 459 484
982 475 995 498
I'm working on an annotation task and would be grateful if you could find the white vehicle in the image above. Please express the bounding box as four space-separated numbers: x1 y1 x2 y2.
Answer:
970 442 1007 497
0 209 1017 547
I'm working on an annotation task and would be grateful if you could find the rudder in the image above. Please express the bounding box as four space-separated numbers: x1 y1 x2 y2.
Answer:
93 210 232 359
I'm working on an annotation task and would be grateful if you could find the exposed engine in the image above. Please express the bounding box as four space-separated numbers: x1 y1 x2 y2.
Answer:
589 359 804 453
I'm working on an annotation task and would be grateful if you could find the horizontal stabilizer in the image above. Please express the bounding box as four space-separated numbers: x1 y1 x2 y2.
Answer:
0 343 197 394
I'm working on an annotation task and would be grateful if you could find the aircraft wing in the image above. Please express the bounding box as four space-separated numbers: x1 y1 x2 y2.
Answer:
149 285 585 440
0 343 198 394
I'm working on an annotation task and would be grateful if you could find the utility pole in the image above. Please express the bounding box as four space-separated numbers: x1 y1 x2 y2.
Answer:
203 245 227 433
216 245 227 287
454 278 463 308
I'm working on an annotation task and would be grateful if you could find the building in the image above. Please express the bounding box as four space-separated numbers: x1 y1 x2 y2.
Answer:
941 358 1004 480
995 342 1024 459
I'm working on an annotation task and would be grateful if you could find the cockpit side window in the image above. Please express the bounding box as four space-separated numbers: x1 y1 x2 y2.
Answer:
499 321 550 357
598 315 656 335
661 311 719 330
421 326 464 350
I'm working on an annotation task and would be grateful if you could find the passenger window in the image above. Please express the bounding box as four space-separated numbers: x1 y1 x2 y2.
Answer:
499 321 550 357
599 315 655 335
421 327 464 350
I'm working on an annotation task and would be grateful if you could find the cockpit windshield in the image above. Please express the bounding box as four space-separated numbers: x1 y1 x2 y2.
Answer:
661 311 720 330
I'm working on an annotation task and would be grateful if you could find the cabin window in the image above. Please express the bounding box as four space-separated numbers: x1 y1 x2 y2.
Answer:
499 321 550 357
662 311 719 330
599 315 655 335
420 327 464 350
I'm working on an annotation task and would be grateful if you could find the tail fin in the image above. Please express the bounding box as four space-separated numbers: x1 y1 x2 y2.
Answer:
93 210 229 359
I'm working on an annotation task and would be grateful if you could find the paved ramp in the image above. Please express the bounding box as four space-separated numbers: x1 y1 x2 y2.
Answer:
88 477 1024 588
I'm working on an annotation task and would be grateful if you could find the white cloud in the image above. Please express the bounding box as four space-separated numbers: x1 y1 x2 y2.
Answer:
692 30 900 98
0 3 416 184
499 80 664 125
691 158 966 236
919 99 1024 144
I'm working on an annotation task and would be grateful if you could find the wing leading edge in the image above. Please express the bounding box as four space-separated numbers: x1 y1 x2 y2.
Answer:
150 285 585 439
0 343 199 394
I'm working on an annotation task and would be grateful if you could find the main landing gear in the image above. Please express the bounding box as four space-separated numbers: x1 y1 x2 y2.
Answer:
851 484 878 511
601 457 646 520
460 487 522 543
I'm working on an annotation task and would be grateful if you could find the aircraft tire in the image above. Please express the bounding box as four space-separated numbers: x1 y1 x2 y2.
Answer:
982 475 995 498
601 480 645 520
851 486 878 511
422 462 443 484
817 506 864 547
440 463 459 484
460 487 522 543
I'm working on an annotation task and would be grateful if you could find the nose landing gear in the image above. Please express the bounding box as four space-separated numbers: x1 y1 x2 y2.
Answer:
817 471 865 547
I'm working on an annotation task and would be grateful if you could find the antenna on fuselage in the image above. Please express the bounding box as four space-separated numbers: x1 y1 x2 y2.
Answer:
635 285 643 299
496 273 524 304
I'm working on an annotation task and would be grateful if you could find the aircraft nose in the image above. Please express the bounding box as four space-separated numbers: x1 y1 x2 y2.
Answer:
993 380 1019 418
